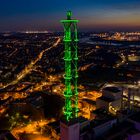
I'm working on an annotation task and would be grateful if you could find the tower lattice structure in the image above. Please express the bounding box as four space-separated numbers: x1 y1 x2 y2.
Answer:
60 11 79 121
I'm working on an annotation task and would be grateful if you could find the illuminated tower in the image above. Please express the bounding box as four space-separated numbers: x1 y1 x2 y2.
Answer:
60 11 79 122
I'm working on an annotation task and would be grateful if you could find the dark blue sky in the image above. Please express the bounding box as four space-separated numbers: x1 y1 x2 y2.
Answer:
0 0 140 31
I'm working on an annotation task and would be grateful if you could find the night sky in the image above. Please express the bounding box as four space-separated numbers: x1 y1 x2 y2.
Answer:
0 0 140 31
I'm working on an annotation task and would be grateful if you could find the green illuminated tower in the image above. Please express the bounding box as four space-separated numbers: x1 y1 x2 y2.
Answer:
60 11 79 121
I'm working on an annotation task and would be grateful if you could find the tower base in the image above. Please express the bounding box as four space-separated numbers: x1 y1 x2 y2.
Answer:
60 118 80 140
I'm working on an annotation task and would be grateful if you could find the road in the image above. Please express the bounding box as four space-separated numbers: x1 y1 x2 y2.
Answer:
2 37 61 89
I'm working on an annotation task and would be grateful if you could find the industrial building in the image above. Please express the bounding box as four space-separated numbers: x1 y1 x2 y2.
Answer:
123 85 140 110
96 86 122 114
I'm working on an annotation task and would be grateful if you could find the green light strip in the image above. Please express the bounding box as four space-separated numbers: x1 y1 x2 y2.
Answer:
61 11 79 121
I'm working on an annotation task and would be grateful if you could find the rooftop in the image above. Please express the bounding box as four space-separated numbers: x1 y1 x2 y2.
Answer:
130 112 140 123
97 96 115 102
91 109 116 127
102 121 135 140
103 86 121 93
60 116 88 126
83 99 96 105
0 130 17 140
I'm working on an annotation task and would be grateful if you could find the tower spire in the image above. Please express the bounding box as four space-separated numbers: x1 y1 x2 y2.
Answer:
67 11 72 20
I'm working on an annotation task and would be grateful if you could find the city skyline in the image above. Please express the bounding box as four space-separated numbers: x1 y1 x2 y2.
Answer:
0 8 140 140
0 0 140 32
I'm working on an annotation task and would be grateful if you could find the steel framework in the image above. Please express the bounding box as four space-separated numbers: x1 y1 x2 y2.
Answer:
60 11 79 121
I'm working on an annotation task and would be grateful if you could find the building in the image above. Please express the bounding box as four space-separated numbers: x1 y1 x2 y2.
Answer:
96 86 122 114
0 130 17 140
123 85 140 110
60 119 80 140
